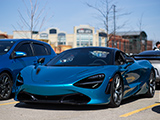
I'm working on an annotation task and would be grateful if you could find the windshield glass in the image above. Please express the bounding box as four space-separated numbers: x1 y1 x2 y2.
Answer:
47 48 112 66
0 41 15 55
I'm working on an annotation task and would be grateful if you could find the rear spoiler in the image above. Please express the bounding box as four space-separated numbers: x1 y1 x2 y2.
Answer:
132 54 160 60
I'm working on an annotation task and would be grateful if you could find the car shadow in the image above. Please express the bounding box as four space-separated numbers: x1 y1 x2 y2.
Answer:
152 104 160 114
156 85 160 90
121 95 146 105
14 95 149 111
14 89 160 111
14 102 109 111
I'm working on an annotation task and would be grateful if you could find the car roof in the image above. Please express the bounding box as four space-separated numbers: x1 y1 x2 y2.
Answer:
138 50 160 55
0 39 48 45
64 46 119 52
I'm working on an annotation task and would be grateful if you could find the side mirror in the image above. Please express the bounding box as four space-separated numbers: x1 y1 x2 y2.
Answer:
13 51 27 58
126 57 134 63
37 58 45 65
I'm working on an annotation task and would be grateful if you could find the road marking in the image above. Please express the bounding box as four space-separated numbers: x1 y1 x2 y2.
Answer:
0 101 19 106
120 103 160 117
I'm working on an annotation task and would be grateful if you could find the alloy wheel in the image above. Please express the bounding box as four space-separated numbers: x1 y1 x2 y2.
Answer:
113 75 123 106
109 74 123 107
149 71 156 97
0 73 12 99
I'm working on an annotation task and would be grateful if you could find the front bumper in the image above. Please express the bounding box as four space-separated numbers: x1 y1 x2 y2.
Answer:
16 91 91 105
15 83 111 105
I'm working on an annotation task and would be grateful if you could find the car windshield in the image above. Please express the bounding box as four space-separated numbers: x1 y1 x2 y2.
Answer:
47 48 112 66
0 41 15 55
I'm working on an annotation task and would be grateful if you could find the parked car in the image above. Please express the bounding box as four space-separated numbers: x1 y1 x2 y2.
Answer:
134 50 160 87
0 39 56 99
14 47 155 107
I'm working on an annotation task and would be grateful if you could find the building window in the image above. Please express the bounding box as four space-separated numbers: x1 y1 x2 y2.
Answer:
40 33 48 39
50 29 57 34
124 41 126 52
115 41 117 48
105 38 107 47
99 32 107 47
76 33 93 47
58 33 66 45
32 31 38 34
119 41 121 49
112 40 114 47
99 37 102 46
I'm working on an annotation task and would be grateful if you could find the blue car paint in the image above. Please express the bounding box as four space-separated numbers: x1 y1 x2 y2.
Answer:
134 50 160 84
0 39 56 94
15 65 116 104
14 47 154 105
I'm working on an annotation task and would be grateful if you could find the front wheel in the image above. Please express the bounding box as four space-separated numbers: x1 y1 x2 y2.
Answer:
0 73 12 100
145 70 156 98
109 74 123 107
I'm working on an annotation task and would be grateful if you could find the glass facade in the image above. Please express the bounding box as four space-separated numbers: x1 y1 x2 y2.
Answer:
58 33 66 45
99 37 102 47
76 28 93 47
99 32 107 47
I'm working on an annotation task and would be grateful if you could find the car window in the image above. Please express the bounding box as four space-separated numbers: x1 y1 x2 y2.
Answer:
16 43 33 57
45 44 51 55
115 51 125 65
47 48 112 66
32 43 48 56
0 41 15 55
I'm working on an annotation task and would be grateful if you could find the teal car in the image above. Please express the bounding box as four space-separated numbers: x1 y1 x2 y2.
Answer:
15 47 155 107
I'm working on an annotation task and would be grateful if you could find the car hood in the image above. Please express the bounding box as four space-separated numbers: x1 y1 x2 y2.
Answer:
31 65 106 84
0 54 5 61
0 54 9 67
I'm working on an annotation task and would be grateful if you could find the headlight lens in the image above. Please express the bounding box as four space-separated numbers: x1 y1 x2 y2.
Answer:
16 73 24 86
74 74 105 89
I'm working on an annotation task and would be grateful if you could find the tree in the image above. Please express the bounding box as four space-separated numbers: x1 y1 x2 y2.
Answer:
13 0 53 39
137 13 147 52
137 13 145 32
85 0 130 46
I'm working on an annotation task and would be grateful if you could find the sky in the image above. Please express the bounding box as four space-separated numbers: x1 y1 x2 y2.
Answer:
0 0 160 44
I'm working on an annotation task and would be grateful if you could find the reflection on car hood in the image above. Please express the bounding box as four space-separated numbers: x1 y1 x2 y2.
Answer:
31 66 105 84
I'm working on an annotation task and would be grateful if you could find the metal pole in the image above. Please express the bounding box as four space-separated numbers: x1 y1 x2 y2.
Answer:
113 5 116 45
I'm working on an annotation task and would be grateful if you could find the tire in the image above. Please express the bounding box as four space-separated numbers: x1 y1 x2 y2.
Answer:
145 70 156 98
0 73 12 100
109 74 123 107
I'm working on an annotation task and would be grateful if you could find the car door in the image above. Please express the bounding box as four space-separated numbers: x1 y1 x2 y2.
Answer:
115 51 146 98
31 42 53 64
10 41 37 79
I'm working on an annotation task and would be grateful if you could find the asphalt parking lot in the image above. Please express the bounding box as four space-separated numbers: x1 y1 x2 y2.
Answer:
0 89 160 120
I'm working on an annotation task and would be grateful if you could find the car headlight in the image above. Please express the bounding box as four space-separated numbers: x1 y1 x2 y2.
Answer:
74 74 105 89
16 73 24 86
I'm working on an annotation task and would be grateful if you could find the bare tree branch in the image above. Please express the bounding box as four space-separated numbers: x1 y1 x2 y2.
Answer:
137 13 145 31
13 0 54 39
85 0 131 46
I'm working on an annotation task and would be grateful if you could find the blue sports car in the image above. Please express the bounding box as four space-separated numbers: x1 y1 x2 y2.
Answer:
0 39 56 99
15 47 155 107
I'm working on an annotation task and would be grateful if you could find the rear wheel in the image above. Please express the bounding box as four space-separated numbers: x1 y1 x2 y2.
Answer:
145 70 156 98
0 73 12 100
109 74 123 107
